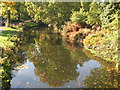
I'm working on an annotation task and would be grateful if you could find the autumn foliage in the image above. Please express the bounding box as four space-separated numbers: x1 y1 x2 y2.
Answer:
63 22 93 45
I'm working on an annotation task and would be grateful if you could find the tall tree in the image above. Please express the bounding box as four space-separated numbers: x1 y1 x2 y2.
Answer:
25 2 80 28
1 2 16 27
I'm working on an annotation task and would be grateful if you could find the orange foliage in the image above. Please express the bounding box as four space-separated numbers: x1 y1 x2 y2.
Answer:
2 2 16 7
64 22 92 44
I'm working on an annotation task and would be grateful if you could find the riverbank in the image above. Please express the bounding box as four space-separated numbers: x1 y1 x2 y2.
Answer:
61 22 118 68
10 20 42 31
0 26 20 89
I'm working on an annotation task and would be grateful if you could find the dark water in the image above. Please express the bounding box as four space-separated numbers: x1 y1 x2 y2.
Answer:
10 27 118 88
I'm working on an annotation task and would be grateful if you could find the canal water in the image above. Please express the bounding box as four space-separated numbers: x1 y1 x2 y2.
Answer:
10 27 118 88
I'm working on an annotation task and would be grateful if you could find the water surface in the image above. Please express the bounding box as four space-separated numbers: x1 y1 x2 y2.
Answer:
10 27 118 88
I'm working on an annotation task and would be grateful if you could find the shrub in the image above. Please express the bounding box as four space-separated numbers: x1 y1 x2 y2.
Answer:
83 29 118 63
74 28 93 45
70 8 87 23
62 21 93 44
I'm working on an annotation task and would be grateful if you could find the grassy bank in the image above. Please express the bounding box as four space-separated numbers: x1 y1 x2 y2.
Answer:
0 28 19 47
0 27 20 89
11 20 39 31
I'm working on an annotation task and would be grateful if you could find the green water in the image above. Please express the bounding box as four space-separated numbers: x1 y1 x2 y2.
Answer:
9 27 118 88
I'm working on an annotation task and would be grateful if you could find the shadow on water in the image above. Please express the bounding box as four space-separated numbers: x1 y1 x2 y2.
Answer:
8 27 118 88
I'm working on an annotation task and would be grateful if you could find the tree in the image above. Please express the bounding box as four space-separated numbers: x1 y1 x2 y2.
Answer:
1 2 16 27
100 2 119 28
86 2 101 25
25 2 80 29
14 2 30 22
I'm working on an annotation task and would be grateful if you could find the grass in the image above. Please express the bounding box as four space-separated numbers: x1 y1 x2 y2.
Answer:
4 27 19 31
25 22 38 27
0 27 19 48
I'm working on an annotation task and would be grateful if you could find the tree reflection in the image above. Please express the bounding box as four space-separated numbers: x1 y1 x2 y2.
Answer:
62 42 89 67
24 30 90 87
82 48 118 88
29 32 78 87
84 67 118 88
13 28 91 87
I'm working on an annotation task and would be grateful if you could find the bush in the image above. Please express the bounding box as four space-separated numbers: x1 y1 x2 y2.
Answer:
62 21 93 44
74 28 94 45
86 2 101 25
83 29 118 63
70 8 87 23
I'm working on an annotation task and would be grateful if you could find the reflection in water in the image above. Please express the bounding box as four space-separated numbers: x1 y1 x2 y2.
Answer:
32 45 79 87
84 67 118 88
10 27 118 88
76 60 101 87
24 31 80 87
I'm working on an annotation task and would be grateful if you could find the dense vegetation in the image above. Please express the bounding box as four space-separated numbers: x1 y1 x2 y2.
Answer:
0 1 119 88
0 27 20 89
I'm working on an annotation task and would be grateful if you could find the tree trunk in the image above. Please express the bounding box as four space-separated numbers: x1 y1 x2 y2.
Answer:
17 5 20 22
18 13 20 22
6 10 10 27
